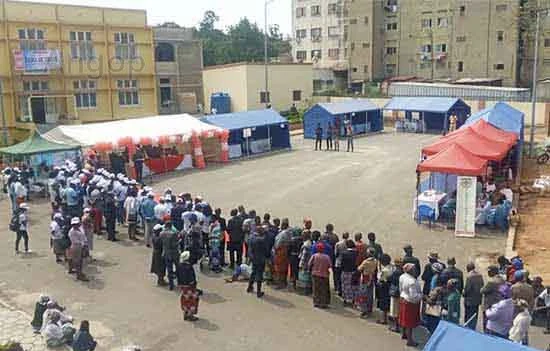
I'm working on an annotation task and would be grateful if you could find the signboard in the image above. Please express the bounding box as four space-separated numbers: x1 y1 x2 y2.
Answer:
243 128 252 138
13 49 62 72
455 176 477 237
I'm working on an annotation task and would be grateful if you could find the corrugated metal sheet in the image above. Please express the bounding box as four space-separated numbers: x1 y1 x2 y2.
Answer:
384 97 462 113
389 82 530 102
201 109 288 130
317 99 379 114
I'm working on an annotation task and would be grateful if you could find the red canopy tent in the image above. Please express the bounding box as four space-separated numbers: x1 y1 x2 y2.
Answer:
422 128 512 161
445 119 517 146
417 143 488 176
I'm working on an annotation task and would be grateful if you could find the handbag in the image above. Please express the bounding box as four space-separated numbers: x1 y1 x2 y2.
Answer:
424 303 442 317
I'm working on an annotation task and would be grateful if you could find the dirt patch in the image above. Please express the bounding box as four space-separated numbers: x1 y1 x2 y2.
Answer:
515 158 550 282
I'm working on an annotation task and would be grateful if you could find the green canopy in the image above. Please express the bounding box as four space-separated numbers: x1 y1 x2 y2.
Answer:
0 131 80 156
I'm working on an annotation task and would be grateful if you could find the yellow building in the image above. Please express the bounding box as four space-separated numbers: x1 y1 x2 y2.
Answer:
202 62 313 113
0 0 158 144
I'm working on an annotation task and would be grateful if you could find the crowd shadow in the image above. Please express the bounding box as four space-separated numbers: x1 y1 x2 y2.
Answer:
200 291 227 304
262 294 295 309
193 318 220 331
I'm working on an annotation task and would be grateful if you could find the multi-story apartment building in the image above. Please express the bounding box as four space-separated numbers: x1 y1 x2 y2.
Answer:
0 0 158 143
291 0 349 92
292 0 530 93
153 23 203 115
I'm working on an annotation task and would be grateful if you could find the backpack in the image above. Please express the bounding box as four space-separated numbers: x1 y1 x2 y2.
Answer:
9 214 20 232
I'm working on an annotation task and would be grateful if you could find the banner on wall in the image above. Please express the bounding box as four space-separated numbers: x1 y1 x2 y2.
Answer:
455 176 477 238
13 49 62 72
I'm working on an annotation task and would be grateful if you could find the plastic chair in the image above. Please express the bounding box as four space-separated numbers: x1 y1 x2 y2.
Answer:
417 204 436 228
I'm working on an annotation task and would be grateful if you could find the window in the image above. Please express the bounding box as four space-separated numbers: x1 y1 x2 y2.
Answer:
311 50 322 59
363 65 368 73
497 31 504 42
386 47 397 55
456 36 466 42
352 67 358 73
328 3 338 15
459 5 466 15
155 43 175 62
313 80 322 92
117 79 139 106
328 48 340 59
349 18 357 24
260 91 270 103
435 43 447 52
114 32 138 60
23 80 48 92
457 61 464 72
386 22 398 31
292 90 302 101
18 28 46 50
421 44 432 53
74 80 97 109
385 64 396 75
296 50 307 61
543 59 550 66
421 19 432 29
160 86 172 107
494 63 505 70
545 39 550 47
326 80 334 88
362 42 370 48
364 16 369 24
296 29 307 39
159 78 170 84
437 17 448 28
70 31 95 60
311 5 321 16
296 7 306 17
328 26 339 37
496 4 507 12
311 28 322 42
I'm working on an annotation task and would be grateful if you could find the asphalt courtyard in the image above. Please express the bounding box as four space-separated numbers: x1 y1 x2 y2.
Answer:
0 133 546 350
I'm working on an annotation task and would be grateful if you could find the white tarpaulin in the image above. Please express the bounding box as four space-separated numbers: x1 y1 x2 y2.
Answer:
455 176 477 237
41 114 224 146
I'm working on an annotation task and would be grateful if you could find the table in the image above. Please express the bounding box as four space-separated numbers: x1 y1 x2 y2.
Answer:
414 190 447 220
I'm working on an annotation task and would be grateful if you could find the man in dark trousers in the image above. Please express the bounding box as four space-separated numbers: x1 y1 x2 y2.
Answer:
402 244 421 278
247 225 270 298
132 145 145 184
326 123 333 150
215 208 227 267
227 209 244 268
315 123 323 151
104 191 117 241
463 262 484 330
160 219 180 291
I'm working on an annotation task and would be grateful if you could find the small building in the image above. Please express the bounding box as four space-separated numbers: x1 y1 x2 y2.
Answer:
201 109 291 159
303 99 383 139
154 23 204 114
202 62 313 113
384 97 471 133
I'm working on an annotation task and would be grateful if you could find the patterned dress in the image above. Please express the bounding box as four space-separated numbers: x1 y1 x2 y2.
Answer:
297 240 313 294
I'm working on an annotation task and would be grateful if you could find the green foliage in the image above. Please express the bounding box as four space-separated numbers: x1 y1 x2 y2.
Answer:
0 342 24 351
197 11 291 66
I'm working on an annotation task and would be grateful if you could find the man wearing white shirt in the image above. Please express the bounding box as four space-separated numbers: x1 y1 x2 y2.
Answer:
500 183 514 203
154 198 169 223
537 286 550 334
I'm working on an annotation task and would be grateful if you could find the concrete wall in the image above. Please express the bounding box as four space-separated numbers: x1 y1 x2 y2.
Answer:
202 65 248 113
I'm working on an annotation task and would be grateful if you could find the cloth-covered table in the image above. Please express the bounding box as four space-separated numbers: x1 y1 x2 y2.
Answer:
414 190 447 220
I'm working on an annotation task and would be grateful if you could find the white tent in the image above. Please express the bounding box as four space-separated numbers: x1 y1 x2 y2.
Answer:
41 114 224 146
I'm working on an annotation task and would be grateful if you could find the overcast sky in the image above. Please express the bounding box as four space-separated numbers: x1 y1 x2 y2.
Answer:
19 0 293 35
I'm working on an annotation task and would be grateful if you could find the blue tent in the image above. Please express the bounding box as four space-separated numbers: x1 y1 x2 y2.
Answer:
303 99 383 139
384 97 471 133
463 102 524 136
201 109 290 158
424 321 537 351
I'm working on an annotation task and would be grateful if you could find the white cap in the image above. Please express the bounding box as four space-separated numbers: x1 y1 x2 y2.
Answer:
53 212 63 219
70 217 80 225
153 224 163 231
19 203 29 209
164 194 172 201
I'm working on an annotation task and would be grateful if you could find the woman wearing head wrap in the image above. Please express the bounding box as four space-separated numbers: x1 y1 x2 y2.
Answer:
356 248 378 318
430 262 444 292
308 242 332 308
176 251 200 321
272 218 292 289
297 229 313 295
398 262 422 347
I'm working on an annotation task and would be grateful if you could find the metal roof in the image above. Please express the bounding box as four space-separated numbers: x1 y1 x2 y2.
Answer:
201 109 288 130
316 99 380 115
384 97 464 113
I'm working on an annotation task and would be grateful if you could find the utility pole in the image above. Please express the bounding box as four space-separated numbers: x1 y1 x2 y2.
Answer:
530 9 542 158
264 0 274 108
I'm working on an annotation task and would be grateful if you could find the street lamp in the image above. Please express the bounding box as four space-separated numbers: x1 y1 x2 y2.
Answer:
264 0 275 108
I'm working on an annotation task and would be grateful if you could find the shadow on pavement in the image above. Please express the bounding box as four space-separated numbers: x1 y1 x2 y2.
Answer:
200 292 227 304
192 318 220 331
262 294 295 309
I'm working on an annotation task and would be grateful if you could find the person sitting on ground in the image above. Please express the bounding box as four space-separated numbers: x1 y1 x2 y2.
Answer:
42 311 75 347
225 263 252 283
42 300 72 332
72 320 98 351
30 295 50 333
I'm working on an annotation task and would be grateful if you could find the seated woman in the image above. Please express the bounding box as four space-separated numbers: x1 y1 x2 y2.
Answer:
476 200 492 225
441 191 457 222
42 311 75 347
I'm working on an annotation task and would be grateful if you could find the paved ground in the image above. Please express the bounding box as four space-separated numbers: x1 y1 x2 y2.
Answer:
0 133 547 350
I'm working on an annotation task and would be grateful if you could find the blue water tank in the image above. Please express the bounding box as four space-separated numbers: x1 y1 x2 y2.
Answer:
210 93 231 114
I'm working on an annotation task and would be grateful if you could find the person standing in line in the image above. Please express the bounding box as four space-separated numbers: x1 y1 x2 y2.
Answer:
509 299 532 345
441 257 464 293
50 213 66 263
176 251 200 322
334 232 349 296
288 227 303 291
15 202 30 254
160 218 180 291
297 230 313 295
366 232 383 261
81 208 94 259
402 245 421 278
340 239 357 305
124 189 139 241
326 122 333 150
376 253 393 325
356 248 378 318
246 225 270 298
398 263 422 347
421 252 444 297
308 242 332 309
445 279 461 324
536 285 550 334
463 262 484 330
332 122 340 152
511 270 535 311
132 145 145 184
486 285 515 339
388 258 404 333
215 208 227 267
227 209 244 268
481 265 506 332
346 122 354 152
103 191 117 242
150 224 167 286
68 217 89 281
315 123 323 151
273 218 292 289
140 192 157 247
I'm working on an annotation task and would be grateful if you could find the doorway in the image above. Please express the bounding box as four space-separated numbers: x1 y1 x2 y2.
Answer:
31 97 46 124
